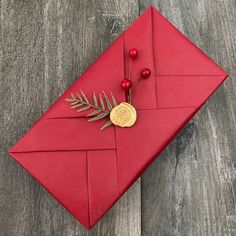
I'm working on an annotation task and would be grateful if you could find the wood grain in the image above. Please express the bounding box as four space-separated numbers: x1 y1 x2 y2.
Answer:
140 1 236 236
0 0 140 235
0 0 235 235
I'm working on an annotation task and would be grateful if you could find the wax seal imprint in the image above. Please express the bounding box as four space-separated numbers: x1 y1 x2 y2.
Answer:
110 102 137 127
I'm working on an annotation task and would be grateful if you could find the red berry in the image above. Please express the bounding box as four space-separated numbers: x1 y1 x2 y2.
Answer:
121 79 132 90
129 48 138 59
141 68 151 79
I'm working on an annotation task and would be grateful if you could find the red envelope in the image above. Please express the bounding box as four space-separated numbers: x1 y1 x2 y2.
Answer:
9 6 228 229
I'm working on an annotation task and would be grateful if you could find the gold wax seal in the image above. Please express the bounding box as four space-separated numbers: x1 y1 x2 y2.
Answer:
110 102 137 128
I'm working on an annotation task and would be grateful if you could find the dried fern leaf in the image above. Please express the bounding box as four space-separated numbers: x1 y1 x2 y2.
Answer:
100 120 113 130
70 101 79 106
88 112 108 122
87 110 101 117
100 94 105 110
77 105 91 112
71 93 76 99
71 103 84 109
65 98 75 102
103 91 113 110
66 91 118 130
80 90 89 103
111 92 117 106
93 92 98 106
76 93 83 101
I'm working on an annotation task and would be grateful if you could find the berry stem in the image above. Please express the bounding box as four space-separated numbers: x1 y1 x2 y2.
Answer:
127 59 133 104
131 77 142 90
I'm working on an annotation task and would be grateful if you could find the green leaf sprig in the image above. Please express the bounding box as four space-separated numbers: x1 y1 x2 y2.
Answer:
65 91 118 130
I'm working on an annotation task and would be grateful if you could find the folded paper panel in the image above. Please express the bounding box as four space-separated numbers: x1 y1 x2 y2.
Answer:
152 7 226 75
10 118 116 152
10 151 90 228
157 75 227 108
116 108 195 192
87 150 119 226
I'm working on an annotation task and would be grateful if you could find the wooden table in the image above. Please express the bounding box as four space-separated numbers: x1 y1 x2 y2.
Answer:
0 1 235 235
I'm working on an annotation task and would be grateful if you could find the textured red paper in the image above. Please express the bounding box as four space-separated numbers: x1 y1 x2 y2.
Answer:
9 6 228 229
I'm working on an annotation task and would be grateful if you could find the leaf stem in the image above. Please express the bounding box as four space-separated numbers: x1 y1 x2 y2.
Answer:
73 98 110 113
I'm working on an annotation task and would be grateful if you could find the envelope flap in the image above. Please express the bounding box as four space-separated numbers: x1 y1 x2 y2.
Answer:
10 118 116 152
10 150 120 229
116 108 195 192
10 151 90 228
151 7 227 75
157 75 228 108
150 7 228 108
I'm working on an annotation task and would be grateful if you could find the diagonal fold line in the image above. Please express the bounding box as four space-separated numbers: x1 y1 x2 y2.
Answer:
151 7 158 109
86 151 91 228
10 148 117 154
114 127 120 194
